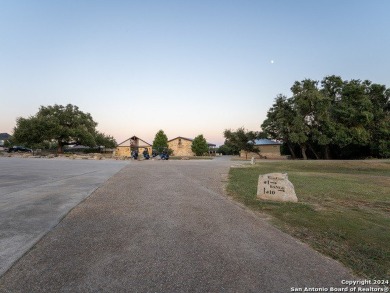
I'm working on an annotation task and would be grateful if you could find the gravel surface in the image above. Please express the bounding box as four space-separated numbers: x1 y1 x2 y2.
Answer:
0 157 355 292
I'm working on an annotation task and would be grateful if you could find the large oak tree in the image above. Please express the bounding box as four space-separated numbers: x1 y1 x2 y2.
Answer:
262 76 390 159
13 104 115 153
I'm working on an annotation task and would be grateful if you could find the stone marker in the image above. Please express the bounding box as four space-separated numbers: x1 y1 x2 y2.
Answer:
257 173 298 202
251 157 255 165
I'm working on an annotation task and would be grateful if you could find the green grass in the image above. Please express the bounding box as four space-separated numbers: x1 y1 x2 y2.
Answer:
227 160 390 279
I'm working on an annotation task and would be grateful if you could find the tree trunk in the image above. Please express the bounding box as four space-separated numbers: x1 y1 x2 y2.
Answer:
287 142 297 159
324 145 331 160
300 144 308 160
57 140 64 154
308 143 320 159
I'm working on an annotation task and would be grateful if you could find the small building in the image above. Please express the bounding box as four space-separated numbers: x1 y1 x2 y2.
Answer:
168 137 194 156
168 136 216 156
0 133 11 147
115 136 152 157
240 139 282 159
0 133 11 150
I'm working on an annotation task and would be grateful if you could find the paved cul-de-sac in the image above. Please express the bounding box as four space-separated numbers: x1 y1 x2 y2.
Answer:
0 156 354 292
0 157 128 277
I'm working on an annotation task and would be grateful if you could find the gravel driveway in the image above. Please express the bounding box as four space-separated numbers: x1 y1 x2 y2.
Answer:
0 157 354 292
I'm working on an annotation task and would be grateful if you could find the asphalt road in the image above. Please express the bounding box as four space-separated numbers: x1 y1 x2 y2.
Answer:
0 157 355 292
0 157 128 277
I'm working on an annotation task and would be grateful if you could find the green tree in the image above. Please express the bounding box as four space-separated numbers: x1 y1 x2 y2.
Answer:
94 132 117 149
3 136 14 148
152 130 168 152
319 75 344 159
365 82 390 157
223 127 258 159
222 140 241 155
262 76 389 159
217 144 236 155
13 104 99 153
13 116 49 149
261 95 298 158
331 80 374 158
291 79 334 159
191 134 209 156
335 80 373 145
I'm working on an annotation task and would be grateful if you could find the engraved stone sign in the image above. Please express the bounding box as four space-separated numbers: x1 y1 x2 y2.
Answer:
257 173 298 202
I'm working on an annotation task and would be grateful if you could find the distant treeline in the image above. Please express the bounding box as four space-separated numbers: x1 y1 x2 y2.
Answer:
261 75 390 159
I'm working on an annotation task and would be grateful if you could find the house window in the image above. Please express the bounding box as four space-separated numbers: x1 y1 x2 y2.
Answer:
178 138 182 147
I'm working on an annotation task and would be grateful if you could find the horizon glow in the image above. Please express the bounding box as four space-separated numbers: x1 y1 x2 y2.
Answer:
1 1 389 146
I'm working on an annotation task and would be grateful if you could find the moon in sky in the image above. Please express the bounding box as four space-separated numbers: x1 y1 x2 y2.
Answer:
270 60 274 64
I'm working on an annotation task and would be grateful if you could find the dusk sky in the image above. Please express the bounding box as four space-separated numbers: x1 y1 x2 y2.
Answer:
1 0 389 146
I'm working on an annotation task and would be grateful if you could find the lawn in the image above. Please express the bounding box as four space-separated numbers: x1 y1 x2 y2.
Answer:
227 160 390 279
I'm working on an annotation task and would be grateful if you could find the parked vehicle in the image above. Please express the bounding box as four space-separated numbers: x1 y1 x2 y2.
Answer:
160 152 169 160
131 150 138 160
160 148 169 160
8 146 32 153
143 148 150 160
151 148 169 160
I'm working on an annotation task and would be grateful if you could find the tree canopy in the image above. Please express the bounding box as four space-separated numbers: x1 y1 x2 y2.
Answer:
152 130 168 152
13 104 116 153
216 144 237 155
94 132 117 149
223 127 259 159
261 76 390 159
191 134 209 156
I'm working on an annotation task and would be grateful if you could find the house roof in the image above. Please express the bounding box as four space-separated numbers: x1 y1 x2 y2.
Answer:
0 133 11 140
253 139 282 145
117 135 152 147
167 136 193 142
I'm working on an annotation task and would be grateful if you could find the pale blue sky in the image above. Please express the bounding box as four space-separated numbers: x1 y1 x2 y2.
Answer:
1 0 389 145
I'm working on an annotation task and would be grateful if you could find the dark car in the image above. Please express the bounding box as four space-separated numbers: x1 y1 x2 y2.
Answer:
8 146 33 153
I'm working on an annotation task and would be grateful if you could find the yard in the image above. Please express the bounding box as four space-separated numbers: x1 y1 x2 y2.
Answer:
227 160 390 279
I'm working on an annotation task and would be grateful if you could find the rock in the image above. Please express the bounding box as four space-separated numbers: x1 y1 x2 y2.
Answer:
93 155 103 160
251 157 255 165
257 173 298 202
